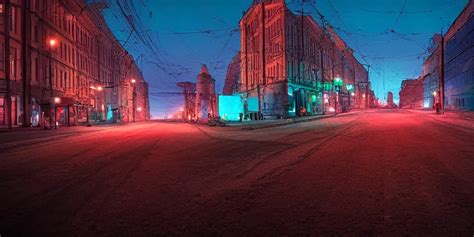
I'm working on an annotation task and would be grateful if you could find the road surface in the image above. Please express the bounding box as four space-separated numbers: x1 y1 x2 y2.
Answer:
0 110 473 236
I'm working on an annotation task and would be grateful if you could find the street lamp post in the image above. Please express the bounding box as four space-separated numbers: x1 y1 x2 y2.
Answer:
48 38 58 129
131 79 136 122
54 97 61 129
87 85 90 124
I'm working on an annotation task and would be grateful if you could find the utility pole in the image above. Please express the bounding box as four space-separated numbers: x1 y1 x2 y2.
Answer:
439 35 445 113
259 0 266 119
340 52 344 114
366 65 370 109
4 0 12 129
244 23 249 116
21 0 31 127
49 44 54 128
97 36 101 121
317 9 327 115
300 4 304 85
320 49 325 115
352 61 356 108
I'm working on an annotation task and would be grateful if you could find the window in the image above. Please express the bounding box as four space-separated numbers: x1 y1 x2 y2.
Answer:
0 43 3 71
10 48 17 79
64 72 67 90
10 6 16 33
33 24 38 43
34 57 38 81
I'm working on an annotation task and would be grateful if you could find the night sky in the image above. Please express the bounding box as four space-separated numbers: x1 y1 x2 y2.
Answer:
102 0 468 118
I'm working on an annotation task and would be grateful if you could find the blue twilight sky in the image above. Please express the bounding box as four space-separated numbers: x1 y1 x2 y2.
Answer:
101 0 468 118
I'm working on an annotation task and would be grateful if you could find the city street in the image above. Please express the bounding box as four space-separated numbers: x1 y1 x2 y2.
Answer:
0 110 473 236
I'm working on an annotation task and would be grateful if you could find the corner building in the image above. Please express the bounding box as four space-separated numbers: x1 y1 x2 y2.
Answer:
239 0 368 118
0 0 149 128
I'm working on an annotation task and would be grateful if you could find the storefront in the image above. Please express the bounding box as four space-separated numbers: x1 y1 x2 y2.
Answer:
54 97 77 127
0 95 22 127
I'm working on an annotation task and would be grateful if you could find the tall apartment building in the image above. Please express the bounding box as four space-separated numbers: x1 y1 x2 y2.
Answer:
239 0 370 118
444 0 473 110
0 0 150 128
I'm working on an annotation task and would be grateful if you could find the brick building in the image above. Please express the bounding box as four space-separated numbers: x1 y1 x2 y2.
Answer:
239 0 370 118
0 0 149 128
421 34 443 109
399 77 424 109
223 51 241 95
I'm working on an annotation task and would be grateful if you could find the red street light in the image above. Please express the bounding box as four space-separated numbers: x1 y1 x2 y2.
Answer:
90 86 103 91
54 97 61 104
48 38 58 48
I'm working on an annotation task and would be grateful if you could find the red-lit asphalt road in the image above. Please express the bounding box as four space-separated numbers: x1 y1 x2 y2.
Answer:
0 110 473 236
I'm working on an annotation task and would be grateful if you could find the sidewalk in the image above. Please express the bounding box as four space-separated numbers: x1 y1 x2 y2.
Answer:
0 123 125 151
406 109 474 130
226 110 363 130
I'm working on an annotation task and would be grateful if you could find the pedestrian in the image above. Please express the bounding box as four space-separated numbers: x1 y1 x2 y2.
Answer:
435 102 441 114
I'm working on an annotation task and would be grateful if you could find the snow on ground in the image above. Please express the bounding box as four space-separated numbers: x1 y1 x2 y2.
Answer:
0 110 473 235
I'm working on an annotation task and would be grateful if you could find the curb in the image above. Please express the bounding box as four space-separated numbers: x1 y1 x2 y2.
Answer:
231 111 363 130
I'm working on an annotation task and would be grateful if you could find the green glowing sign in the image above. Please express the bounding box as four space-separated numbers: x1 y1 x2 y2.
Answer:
324 83 333 91
346 84 354 92
334 77 344 87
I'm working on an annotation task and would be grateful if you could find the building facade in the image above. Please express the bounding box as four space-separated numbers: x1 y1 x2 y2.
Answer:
239 0 370 118
0 0 149 128
223 52 241 95
444 0 474 110
399 77 424 109
421 35 442 109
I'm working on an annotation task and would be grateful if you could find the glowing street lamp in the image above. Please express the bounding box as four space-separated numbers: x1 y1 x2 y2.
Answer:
130 78 137 122
47 37 59 129
137 107 142 112
97 86 103 91
54 97 61 104
432 91 437 97
49 39 58 47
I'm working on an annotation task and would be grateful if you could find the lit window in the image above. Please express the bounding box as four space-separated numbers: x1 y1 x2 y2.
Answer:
0 4 3 14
